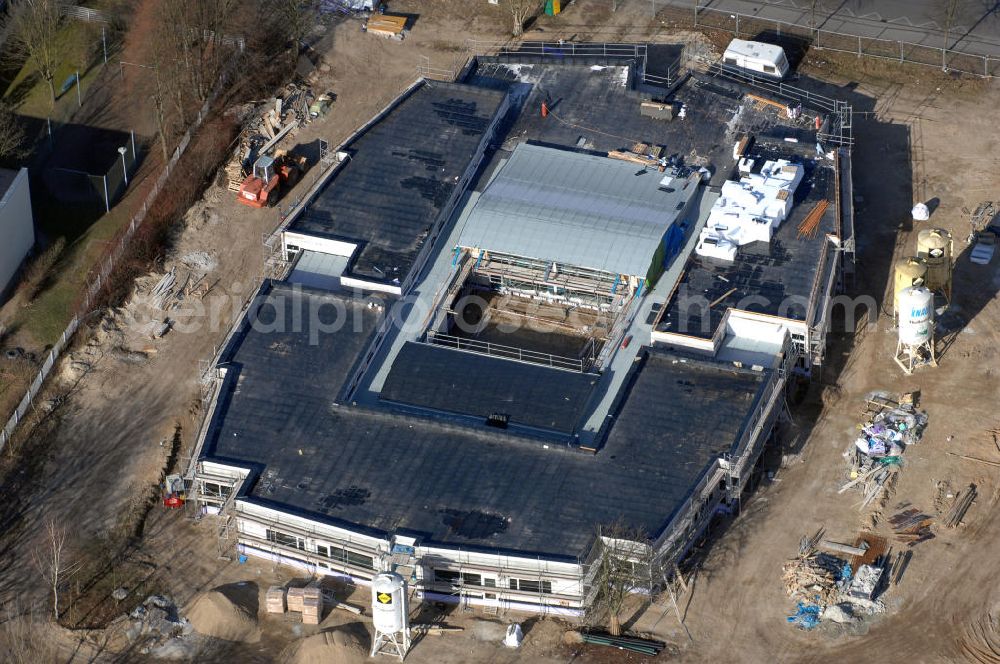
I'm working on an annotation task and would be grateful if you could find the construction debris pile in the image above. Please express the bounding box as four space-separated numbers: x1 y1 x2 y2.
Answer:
225 83 331 192
944 484 977 528
114 594 197 656
783 533 892 630
890 507 934 546
782 552 846 606
840 392 928 511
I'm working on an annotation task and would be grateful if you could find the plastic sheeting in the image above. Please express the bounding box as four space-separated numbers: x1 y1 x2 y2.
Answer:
696 159 804 261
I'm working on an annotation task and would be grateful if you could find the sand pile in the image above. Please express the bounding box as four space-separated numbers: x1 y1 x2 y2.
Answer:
185 582 261 643
289 624 369 664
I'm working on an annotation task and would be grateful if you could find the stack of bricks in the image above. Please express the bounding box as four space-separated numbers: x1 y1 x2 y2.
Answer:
301 586 322 625
265 586 286 614
286 587 305 614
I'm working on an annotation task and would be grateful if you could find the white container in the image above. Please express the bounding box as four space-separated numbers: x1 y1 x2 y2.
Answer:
898 286 934 346
371 572 408 634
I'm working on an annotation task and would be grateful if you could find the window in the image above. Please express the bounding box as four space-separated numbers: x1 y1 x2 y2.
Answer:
462 573 482 587
266 529 304 550
763 65 776 73
724 57 737 65
508 578 552 594
434 569 460 584
312 542 374 570
201 482 230 498
347 551 374 569
484 578 496 588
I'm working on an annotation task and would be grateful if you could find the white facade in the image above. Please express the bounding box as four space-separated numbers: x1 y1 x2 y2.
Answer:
0 168 34 296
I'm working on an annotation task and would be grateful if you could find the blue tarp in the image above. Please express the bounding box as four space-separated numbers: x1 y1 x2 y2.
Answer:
787 602 821 629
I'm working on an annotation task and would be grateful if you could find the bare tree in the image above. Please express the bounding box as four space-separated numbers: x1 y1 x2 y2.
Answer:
588 521 653 636
0 103 28 162
504 0 542 38
275 0 317 61
6 0 66 108
32 519 80 621
0 602 60 663
156 0 239 103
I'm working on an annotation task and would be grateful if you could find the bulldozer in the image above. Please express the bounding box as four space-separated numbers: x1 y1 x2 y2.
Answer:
236 152 305 208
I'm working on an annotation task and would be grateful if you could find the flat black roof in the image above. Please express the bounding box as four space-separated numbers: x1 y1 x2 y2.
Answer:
379 341 599 437
203 294 768 557
206 282 386 456
197 52 850 560
287 81 506 283
656 146 838 339
468 60 739 187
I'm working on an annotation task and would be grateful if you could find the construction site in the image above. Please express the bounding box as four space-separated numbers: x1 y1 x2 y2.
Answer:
187 27 854 624
3 1 1000 662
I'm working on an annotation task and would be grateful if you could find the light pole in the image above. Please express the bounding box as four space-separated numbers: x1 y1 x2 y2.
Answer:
118 146 128 187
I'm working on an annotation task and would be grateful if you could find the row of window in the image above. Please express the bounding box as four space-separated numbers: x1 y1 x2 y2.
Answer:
432 569 552 595
261 531 557 595
264 529 374 570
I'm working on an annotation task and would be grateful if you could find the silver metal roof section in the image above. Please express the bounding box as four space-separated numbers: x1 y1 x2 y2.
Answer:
457 143 696 277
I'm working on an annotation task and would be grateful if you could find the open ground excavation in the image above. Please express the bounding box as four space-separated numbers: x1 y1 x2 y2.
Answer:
1 2 1000 663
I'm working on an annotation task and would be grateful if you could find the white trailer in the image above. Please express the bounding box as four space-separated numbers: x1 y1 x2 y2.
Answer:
722 39 789 79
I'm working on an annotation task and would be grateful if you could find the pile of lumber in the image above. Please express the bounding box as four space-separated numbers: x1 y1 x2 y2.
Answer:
797 199 829 239
944 484 977 528
302 586 322 625
224 82 317 191
607 149 659 167
286 587 305 613
782 552 843 605
148 268 211 312
266 586 286 614
746 93 787 112
366 14 406 39
888 550 912 586
890 508 934 546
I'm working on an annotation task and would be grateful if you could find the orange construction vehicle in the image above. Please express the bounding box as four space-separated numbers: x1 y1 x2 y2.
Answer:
236 153 304 208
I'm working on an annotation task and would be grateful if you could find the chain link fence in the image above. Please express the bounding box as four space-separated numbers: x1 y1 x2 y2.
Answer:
0 69 232 453
652 3 999 78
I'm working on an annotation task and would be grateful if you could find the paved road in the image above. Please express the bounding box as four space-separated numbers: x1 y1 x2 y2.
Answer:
673 0 1000 58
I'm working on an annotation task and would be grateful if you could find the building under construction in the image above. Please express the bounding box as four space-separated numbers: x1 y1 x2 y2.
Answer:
188 43 855 616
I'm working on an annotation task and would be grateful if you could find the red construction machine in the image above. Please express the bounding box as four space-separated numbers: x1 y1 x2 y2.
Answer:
236 153 305 208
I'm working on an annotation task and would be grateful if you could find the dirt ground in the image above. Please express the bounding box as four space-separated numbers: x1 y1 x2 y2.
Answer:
626 49 1000 664
3 1 1000 662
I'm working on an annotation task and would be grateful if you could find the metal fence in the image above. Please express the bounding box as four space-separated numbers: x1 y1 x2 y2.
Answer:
62 4 114 24
655 3 999 78
465 39 684 87
425 331 588 372
0 69 233 453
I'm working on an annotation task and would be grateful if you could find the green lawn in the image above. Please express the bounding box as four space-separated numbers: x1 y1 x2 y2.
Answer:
4 16 140 346
5 20 106 119
15 197 133 344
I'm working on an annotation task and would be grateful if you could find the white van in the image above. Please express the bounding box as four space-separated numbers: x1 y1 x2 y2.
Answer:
721 39 789 80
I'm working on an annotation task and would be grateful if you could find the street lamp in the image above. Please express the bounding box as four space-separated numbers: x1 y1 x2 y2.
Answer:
118 146 128 187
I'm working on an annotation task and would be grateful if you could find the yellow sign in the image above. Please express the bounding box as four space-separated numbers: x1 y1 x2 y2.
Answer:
377 592 392 604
